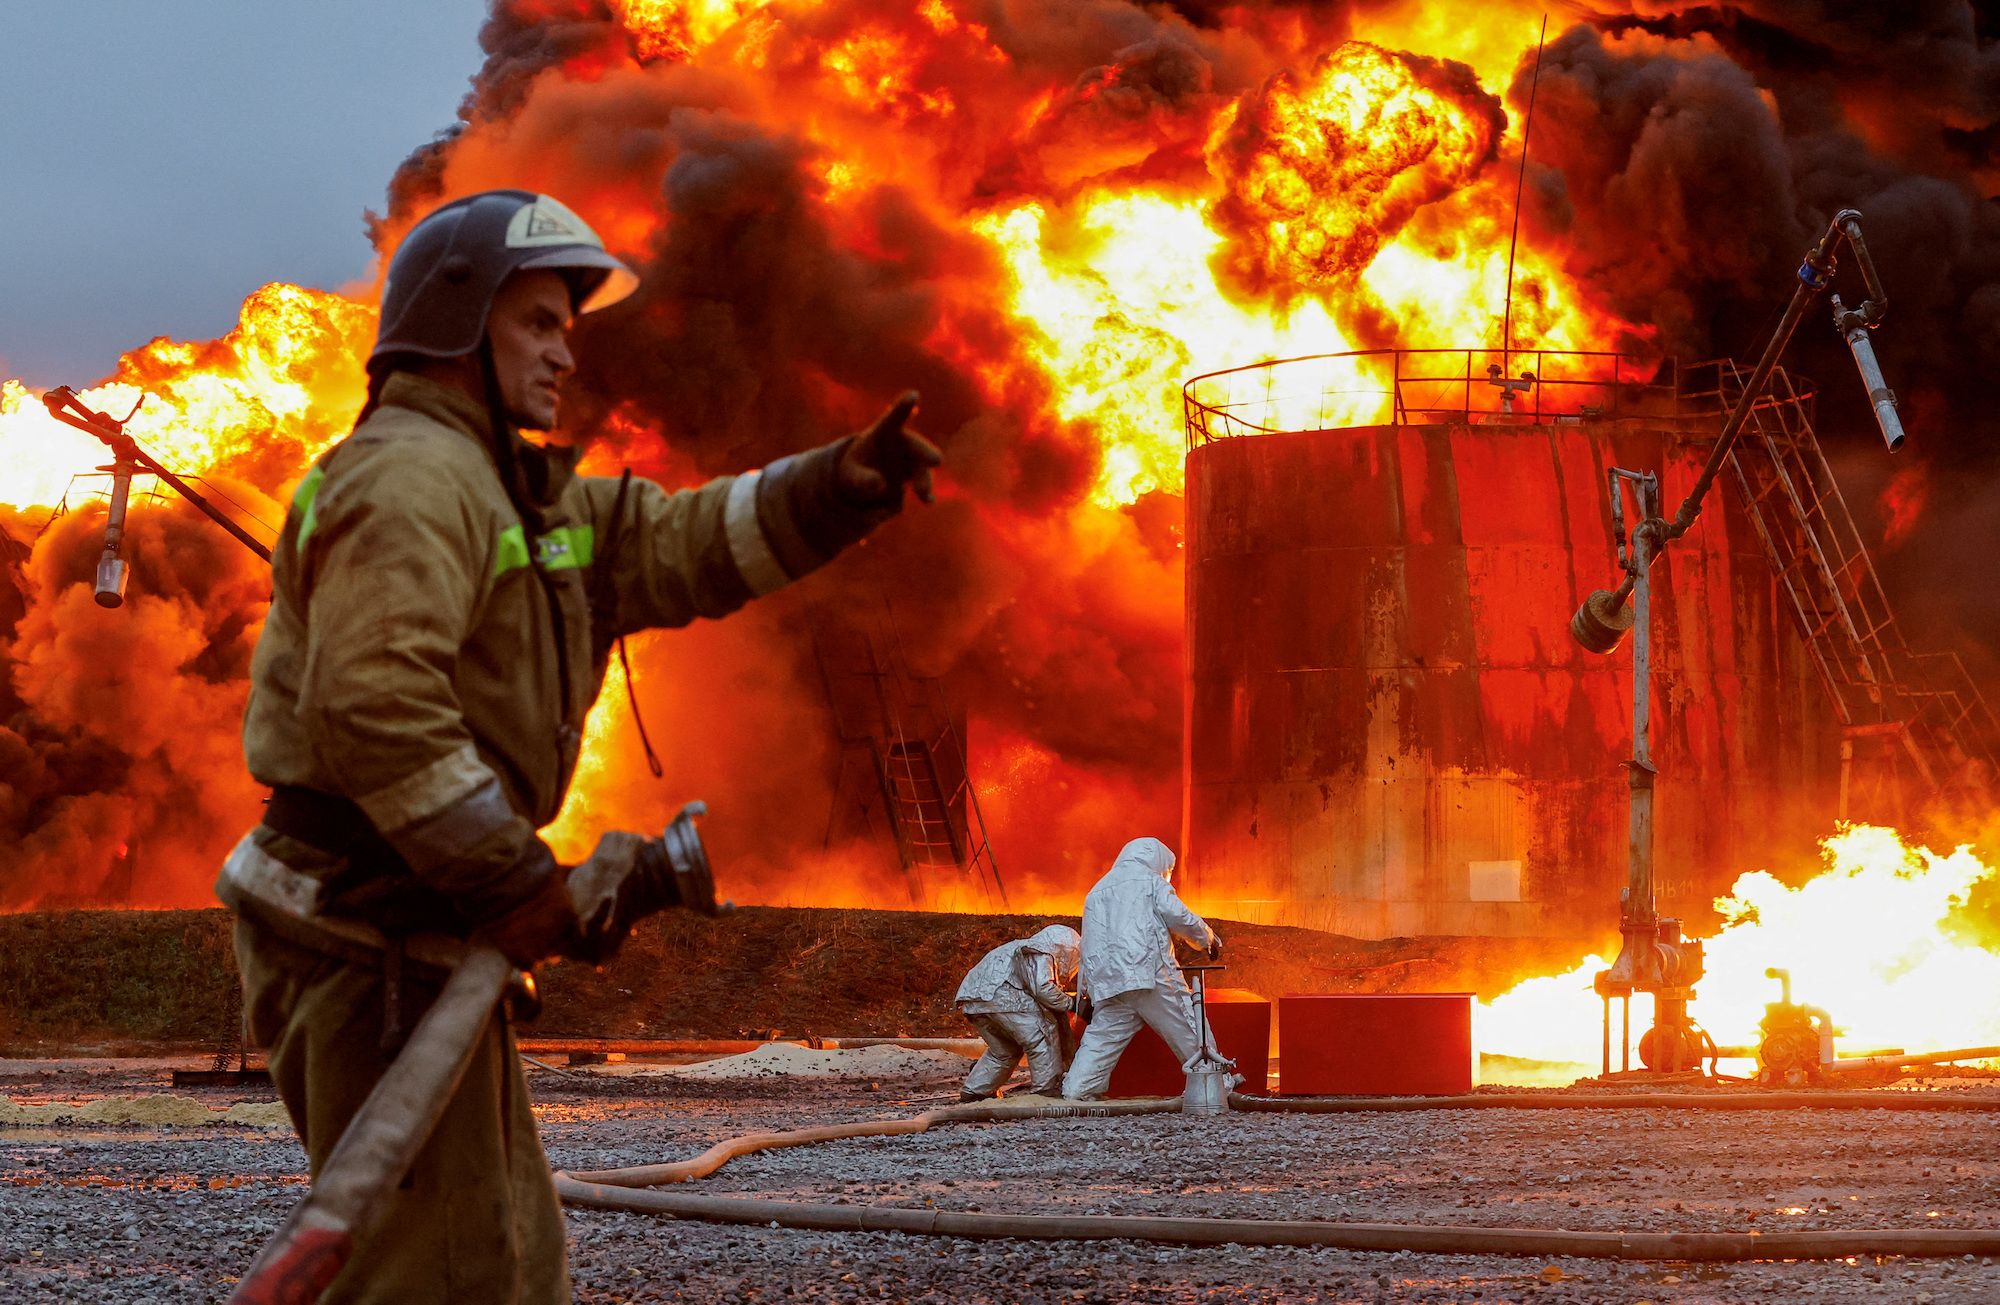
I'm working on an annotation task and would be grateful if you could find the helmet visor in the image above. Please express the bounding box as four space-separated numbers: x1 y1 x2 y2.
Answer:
519 247 641 314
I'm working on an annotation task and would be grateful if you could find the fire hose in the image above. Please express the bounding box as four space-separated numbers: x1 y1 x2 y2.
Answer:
553 1090 2000 1262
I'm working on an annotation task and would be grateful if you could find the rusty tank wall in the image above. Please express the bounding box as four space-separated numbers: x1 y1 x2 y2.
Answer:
1181 420 1840 941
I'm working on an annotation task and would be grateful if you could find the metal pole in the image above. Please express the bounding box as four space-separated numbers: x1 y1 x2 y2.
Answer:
93 455 136 608
1627 521 1657 926
126 446 274 563
1500 14 1549 371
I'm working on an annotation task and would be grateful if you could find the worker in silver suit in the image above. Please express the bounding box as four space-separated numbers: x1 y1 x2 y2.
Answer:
1061 836 1219 1100
954 924 1081 1100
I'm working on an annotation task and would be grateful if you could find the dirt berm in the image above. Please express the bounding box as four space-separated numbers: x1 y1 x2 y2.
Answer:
0 906 1592 1054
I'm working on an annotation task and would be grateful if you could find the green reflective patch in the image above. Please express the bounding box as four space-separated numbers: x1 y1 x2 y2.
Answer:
494 523 593 576
292 465 327 553
495 525 530 576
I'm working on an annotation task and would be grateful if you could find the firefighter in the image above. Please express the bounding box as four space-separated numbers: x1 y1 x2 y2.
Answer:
217 189 940 1303
1060 837 1220 1100
953 924 1081 1099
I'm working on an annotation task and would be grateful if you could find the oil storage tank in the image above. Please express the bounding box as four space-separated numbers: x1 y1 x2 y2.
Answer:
1180 349 1840 941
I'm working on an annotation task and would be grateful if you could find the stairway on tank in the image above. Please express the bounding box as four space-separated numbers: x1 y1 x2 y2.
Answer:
1689 359 1998 814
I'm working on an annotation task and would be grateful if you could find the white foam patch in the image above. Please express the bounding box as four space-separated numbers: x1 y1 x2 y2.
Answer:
0 1094 292 1129
607 1043 973 1080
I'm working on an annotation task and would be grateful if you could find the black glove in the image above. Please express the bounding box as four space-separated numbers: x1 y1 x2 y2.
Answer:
836 392 942 506
472 863 576 969
1207 934 1223 962
1076 993 1094 1027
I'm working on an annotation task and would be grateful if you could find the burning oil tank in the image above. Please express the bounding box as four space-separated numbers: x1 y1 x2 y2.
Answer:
1180 349 1840 940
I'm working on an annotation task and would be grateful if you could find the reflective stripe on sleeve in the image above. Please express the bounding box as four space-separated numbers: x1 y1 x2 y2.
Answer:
355 741 495 834
724 470 790 596
387 776 520 885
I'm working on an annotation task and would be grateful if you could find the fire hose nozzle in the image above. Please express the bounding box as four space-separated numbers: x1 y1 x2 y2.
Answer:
1570 587 1634 654
564 801 730 965
662 799 732 917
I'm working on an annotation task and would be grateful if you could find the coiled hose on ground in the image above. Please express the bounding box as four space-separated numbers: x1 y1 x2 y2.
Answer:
553 1089 2000 1261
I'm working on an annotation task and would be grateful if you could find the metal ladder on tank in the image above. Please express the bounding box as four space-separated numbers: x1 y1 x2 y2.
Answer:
810 608 1007 906
1693 359 1998 807
871 614 1006 905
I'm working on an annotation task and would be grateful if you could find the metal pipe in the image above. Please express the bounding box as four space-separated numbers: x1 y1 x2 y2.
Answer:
1230 1091 2000 1112
1835 209 1888 312
1627 521 1657 928
93 456 135 608
1664 213 1851 542
126 446 274 562
1835 294 1905 451
816 1037 987 1053
1824 1045 2000 1073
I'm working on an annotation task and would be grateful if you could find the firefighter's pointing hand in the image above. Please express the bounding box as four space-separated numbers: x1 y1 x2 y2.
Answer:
838 390 942 506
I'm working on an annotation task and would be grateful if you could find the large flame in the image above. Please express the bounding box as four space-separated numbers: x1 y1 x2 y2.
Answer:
1205 42 1506 298
0 284 370 518
967 35 1635 507
1479 825 2000 1075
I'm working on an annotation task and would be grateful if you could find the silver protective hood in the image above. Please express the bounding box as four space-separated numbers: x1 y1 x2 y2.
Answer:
955 924 1080 1008
1076 835 1211 1003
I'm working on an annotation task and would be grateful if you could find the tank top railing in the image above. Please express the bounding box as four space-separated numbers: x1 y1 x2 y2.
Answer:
1182 347 1680 449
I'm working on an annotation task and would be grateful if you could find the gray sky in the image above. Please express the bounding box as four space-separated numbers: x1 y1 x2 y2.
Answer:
0 1 490 385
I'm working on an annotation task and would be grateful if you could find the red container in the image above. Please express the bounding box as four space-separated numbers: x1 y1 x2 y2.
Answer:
1278 993 1473 1095
1105 987 1271 1098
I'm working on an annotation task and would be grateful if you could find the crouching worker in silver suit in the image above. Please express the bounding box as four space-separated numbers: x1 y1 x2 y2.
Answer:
953 925 1081 1100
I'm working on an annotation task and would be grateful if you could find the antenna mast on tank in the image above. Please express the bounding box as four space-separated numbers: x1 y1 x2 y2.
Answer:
1499 15 1548 374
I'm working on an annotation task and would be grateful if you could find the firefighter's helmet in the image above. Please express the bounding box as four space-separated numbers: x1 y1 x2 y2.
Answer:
369 190 638 371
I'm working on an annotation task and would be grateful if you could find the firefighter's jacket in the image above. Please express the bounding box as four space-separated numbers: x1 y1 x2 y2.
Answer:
239 371 889 928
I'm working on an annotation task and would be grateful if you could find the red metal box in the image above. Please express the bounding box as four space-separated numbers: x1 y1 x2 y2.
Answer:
1277 993 1473 1095
1105 987 1271 1098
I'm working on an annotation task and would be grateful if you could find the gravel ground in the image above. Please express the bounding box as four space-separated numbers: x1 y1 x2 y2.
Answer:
4 1060 1999 1303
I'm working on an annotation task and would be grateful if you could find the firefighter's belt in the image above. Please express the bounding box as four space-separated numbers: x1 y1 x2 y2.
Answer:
217 833 466 977
263 784 407 871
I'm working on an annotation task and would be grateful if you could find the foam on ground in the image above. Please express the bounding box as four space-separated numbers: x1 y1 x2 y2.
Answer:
0 1094 292 1129
612 1042 972 1080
